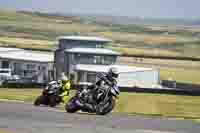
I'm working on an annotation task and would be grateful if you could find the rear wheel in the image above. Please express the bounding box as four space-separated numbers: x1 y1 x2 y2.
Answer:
96 97 116 115
65 97 80 113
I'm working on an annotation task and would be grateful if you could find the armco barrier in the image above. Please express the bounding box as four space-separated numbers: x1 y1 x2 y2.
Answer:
119 86 200 96
162 80 200 90
122 55 200 61
74 84 200 96
1 82 200 96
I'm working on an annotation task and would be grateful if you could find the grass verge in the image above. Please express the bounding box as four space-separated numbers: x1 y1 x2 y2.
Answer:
115 92 200 120
0 128 12 133
1 88 200 120
0 88 40 102
160 68 200 84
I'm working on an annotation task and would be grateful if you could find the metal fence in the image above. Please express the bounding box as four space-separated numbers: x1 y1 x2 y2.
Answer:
161 80 200 90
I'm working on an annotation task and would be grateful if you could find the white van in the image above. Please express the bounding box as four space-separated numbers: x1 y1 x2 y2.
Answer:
0 68 11 77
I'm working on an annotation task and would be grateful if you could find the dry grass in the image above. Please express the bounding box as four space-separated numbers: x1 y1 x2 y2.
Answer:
119 57 200 69
0 10 200 58
0 36 54 45
98 31 196 44
148 25 200 33
113 47 182 57
0 36 55 50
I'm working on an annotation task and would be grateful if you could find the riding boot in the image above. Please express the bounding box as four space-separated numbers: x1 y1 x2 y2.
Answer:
75 99 84 107
83 103 96 112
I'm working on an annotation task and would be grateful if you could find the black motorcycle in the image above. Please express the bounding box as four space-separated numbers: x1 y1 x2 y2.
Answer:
34 81 61 107
65 74 120 115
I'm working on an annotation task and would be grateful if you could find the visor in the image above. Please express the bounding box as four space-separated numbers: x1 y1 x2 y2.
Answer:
112 73 119 78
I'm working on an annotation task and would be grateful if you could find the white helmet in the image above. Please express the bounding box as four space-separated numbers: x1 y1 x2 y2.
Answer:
60 72 68 82
108 67 119 79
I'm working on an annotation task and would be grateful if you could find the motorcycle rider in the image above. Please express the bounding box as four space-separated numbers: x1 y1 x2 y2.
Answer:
58 73 71 103
77 67 119 112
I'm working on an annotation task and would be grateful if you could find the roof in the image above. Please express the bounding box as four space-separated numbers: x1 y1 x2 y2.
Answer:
65 48 120 55
0 47 54 63
0 47 23 52
58 36 112 43
75 64 156 73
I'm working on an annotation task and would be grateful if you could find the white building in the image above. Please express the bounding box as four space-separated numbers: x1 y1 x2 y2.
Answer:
0 47 54 84
55 36 160 87
75 64 159 87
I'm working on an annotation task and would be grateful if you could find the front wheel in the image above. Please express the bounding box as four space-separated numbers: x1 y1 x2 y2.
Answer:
34 95 45 106
49 95 58 107
65 97 80 113
96 97 116 115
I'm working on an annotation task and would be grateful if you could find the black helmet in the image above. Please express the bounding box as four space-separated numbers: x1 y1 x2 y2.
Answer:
108 67 119 79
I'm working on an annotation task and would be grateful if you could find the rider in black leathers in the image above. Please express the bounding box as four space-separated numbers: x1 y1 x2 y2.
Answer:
77 67 119 112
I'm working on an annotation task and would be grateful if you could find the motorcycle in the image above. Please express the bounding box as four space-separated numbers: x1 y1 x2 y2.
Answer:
65 73 120 115
34 81 61 107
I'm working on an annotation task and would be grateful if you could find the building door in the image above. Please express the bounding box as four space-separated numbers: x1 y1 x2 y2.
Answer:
2 61 9 68
13 62 21 75
77 71 85 82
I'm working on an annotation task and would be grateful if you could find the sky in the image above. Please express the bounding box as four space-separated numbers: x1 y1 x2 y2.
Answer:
0 0 199 19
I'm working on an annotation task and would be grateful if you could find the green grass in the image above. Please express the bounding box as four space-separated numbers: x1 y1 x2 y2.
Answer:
0 128 12 133
1 88 200 119
0 88 40 102
115 92 200 119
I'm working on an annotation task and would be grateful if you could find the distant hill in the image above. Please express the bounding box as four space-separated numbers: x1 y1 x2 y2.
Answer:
79 14 200 26
0 9 200 59
19 10 200 26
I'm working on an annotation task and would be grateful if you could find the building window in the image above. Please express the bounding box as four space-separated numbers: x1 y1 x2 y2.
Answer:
74 54 117 65
2 61 9 68
23 70 36 78
38 66 41 70
27 64 36 70
103 56 116 65
87 72 97 83
96 44 102 48
94 56 102 64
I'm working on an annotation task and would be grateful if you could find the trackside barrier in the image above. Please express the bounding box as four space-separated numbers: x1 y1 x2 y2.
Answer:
162 80 200 90
73 84 200 96
1 83 200 96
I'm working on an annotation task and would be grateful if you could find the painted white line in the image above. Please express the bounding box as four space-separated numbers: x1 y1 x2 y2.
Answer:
136 130 178 133
0 99 25 103
0 99 64 112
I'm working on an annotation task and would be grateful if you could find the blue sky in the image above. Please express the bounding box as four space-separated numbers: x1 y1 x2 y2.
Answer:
0 0 199 18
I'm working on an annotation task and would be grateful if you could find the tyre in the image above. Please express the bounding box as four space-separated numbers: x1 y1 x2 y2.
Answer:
49 95 57 107
96 97 116 115
34 96 44 106
65 97 80 113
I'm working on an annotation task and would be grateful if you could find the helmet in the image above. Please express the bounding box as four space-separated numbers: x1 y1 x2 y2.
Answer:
108 67 119 80
60 72 68 83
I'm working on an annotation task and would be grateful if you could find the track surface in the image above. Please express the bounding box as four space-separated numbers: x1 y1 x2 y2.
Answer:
0 101 199 133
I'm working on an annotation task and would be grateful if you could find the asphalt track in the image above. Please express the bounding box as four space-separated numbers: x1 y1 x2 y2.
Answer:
0 101 200 133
